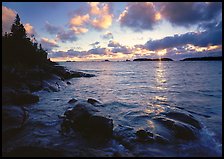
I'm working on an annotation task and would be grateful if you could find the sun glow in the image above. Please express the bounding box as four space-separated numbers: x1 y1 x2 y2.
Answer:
155 12 161 21
157 49 167 56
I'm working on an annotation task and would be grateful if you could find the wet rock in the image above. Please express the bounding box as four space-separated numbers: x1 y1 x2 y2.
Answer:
135 129 154 143
154 134 169 144
68 98 78 104
14 92 39 105
61 100 113 139
2 87 16 105
163 112 201 129
2 105 29 140
136 129 153 138
26 80 42 92
153 116 199 140
87 98 102 106
113 125 136 149
42 81 59 92
3 146 64 157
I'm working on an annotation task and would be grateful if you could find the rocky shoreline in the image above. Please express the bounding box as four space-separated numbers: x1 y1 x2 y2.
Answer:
2 61 95 147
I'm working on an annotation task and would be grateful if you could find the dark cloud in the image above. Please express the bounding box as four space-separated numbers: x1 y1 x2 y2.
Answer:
101 32 114 39
56 30 78 43
45 21 61 35
48 49 87 58
108 40 131 54
87 47 108 55
145 21 222 51
90 41 100 47
119 2 159 31
160 2 222 27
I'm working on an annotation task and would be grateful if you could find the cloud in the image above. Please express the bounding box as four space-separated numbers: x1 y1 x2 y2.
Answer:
88 2 101 15
24 23 37 36
87 47 109 55
41 37 59 50
108 40 131 54
48 49 87 59
90 41 100 48
56 30 78 43
70 26 88 34
90 3 113 30
91 14 113 30
2 6 16 33
69 14 90 27
144 21 222 51
45 21 62 35
159 2 222 27
119 2 159 31
101 31 114 39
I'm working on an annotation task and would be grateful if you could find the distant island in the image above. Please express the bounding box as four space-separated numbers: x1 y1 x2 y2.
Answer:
181 56 222 61
133 58 173 61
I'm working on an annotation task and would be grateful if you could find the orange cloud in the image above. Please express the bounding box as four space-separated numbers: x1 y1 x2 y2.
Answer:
2 6 16 33
70 27 88 34
88 2 100 15
41 37 59 49
91 14 113 29
24 23 36 36
70 14 89 26
90 2 113 30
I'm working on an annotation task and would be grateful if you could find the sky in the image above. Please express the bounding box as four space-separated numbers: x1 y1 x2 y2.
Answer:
2 2 222 61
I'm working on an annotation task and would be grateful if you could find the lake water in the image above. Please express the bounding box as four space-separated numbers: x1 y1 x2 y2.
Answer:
4 61 222 157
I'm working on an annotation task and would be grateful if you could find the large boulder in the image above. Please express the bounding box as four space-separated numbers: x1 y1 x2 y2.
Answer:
13 92 39 105
2 87 39 105
60 100 113 139
2 105 29 140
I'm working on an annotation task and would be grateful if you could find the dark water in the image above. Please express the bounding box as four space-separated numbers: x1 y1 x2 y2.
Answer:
3 61 222 157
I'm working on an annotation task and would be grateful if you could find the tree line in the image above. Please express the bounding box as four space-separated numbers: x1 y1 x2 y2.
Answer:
2 14 49 67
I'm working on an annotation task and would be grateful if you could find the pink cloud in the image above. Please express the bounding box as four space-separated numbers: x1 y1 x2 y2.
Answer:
2 6 16 33
69 14 89 27
70 27 88 34
24 23 37 36
41 37 59 50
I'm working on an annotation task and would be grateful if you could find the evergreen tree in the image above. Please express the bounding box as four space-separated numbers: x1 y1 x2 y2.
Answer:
11 14 26 39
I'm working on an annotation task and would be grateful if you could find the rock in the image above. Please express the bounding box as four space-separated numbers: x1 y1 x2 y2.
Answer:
14 92 39 105
26 80 42 92
3 146 64 157
68 98 78 104
42 81 59 92
163 112 201 129
2 87 39 105
153 116 199 140
154 134 169 144
60 100 113 139
2 105 29 140
2 87 16 105
66 81 71 85
87 98 102 106
136 129 153 139
135 129 154 143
